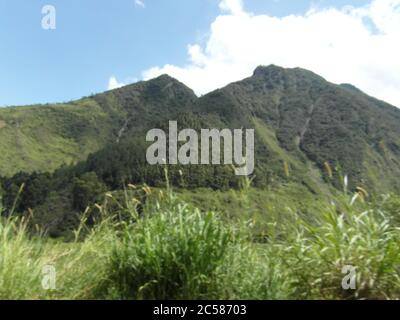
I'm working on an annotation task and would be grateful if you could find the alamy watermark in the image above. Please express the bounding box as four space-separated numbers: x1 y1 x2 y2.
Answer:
146 121 255 176
42 265 56 290
342 265 357 290
41 5 56 30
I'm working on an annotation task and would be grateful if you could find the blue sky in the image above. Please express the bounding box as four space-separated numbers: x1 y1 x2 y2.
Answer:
1 0 396 107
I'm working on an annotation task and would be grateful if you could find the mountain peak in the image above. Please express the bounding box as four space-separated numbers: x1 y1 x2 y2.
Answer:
252 65 285 77
145 74 197 99
107 73 196 101
340 83 363 94
152 74 177 82
252 65 325 83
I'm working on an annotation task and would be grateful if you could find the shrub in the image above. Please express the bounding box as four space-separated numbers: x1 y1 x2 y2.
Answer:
0 216 49 299
278 194 400 299
102 193 236 299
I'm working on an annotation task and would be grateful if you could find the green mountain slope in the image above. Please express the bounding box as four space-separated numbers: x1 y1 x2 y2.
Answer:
193 65 400 191
1 65 400 194
0 75 196 175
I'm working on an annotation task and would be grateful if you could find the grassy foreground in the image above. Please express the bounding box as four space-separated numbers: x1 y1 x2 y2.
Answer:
0 184 399 300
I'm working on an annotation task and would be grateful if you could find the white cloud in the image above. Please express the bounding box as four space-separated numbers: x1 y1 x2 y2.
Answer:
142 0 400 107
219 0 244 15
135 0 145 8
108 76 126 90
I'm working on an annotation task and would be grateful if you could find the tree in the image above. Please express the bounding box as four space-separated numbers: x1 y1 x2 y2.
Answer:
72 172 106 212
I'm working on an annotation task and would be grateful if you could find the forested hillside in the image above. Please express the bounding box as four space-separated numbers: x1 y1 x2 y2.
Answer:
2 65 400 235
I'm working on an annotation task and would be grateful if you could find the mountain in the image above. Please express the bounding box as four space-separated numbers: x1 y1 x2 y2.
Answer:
193 65 400 192
2 65 400 198
0 75 197 175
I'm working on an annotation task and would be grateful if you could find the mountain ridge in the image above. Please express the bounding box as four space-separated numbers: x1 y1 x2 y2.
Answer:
1 65 400 193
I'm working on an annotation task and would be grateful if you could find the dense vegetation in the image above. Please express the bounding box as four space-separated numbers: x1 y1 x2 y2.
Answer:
0 181 399 300
3 66 400 234
2 65 400 188
1 65 400 299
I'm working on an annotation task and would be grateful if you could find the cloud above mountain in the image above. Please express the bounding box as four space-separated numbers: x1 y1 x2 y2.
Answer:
108 76 126 90
142 0 400 107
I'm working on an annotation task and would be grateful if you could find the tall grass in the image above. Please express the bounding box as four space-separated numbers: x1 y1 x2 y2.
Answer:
0 215 46 299
0 185 399 300
98 191 237 299
272 193 400 299
0 187 48 299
